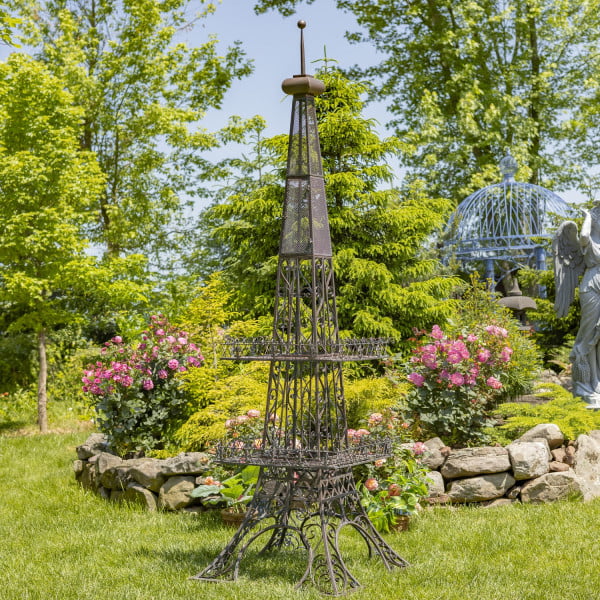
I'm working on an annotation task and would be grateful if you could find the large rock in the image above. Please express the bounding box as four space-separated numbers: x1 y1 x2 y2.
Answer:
588 430 600 445
122 483 158 511
517 424 564 449
158 453 212 476
76 434 111 459
425 470 445 497
158 476 196 510
93 452 123 479
440 447 511 479
447 472 516 503
78 461 98 491
100 458 150 490
129 459 166 493
421 437 447 470
574 434 600 500
507 441 550 480
520 471 585 503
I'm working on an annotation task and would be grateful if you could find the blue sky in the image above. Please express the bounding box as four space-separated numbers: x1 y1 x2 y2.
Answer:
197 0 388 139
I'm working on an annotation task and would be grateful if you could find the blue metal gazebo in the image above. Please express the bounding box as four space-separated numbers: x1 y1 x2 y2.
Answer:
442 153 573 283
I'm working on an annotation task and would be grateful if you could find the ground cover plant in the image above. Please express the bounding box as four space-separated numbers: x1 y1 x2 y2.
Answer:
2 428 600 600
494 383 600 443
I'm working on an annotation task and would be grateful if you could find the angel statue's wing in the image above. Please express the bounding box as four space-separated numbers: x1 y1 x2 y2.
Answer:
553 221 585 318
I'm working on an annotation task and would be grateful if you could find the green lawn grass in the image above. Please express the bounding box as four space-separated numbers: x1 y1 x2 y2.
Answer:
2 430 600 600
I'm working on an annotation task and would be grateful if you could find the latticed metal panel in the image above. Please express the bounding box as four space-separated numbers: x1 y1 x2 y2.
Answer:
281 95 331 257
443 157 572 267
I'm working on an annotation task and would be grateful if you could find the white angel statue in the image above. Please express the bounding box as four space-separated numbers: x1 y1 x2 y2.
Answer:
553 206 600 407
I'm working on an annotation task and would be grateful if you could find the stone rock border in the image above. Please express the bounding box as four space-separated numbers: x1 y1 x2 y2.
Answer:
75 424 600 512
423 424 600 505
74 434 214 512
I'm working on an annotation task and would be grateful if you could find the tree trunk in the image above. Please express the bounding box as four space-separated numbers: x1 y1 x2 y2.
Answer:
37 329 48 433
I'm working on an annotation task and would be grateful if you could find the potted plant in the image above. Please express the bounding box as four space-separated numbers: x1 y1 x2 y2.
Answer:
359 466 429 533
191 465 259 526
357 423 431 533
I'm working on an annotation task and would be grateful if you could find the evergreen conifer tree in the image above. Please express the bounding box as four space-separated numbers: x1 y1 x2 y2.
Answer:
201 67 460 342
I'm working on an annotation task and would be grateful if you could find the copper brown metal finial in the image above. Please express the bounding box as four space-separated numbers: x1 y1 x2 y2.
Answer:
281 20 325 96
298 20 306 75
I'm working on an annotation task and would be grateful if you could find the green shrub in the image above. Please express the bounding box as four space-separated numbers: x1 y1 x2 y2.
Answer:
0 386 36 430
344 375 406 428
175 361 269 451
494 383 600 441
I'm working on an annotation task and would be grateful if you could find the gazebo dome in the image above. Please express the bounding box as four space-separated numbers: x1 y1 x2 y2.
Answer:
442 153 573 272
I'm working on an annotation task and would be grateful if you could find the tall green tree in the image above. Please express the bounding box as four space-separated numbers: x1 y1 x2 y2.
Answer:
256 0 600 200
201 67 460 341
10 0 252 261
0 54 146 432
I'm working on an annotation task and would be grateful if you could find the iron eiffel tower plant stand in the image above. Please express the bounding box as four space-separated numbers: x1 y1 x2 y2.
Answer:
192 21 408 595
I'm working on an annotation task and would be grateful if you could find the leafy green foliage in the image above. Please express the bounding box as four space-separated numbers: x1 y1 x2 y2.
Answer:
191 465 260 513
344 375 404 429
175 362 269 451
359 444 431 532
518 266 580 366
11 0 252 262
494 383 600 442
256 0 600 200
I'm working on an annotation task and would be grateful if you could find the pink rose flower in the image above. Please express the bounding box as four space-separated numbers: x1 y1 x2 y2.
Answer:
412 441 426 456
158 369 168 379
430 325 444 340
486 376 503 390
167 359 179 370
365 478 379 491
247 409 260 418
111 335 122 344
476 349 491 363
142 379 154 391
407 372 425 387
450 372 465 386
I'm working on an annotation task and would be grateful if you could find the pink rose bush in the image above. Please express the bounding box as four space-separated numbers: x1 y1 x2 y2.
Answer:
403 324 514 446
82 315 204 455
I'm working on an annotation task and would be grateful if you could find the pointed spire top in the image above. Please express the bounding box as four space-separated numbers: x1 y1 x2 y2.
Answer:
281 20 325 97
298 20 306 75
